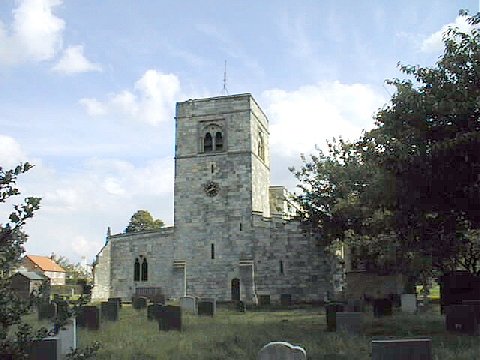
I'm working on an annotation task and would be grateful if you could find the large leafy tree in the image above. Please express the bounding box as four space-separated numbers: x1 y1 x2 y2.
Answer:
125 210 164 233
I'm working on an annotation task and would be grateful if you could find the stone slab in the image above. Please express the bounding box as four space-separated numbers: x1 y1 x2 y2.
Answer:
101 301 119 321
132 296 148 309
83 306 100 330
280 294 292 306
158 305 182 331
335 312 362 334
28 337 60 360
38 302 56 321
401 294 417 314
258 341 306 360
108 297 122 309
198 298 216 316
445 304 479 335
325 303 344 332
373 298 393 317
371 338 432 360
180 296 197 314
57 318 77 357
147 303 164 321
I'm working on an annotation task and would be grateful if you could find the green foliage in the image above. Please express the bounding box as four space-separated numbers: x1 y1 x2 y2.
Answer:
125 210 164 233
0 163 45 356
53 255 92 283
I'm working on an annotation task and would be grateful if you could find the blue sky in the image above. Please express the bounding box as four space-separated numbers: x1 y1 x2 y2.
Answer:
0 0 478 264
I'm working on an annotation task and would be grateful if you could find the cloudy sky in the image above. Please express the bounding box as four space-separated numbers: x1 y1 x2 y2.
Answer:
0 0 478 264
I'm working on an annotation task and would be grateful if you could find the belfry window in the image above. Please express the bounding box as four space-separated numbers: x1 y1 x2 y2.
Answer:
204 132 213 152
215 132 223 151
134 258 140 281
141 258 148 281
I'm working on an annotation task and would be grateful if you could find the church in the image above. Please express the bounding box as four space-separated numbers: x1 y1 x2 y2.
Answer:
92 93 335 304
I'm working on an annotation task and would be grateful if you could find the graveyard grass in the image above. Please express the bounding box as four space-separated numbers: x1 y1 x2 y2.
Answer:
72 304 480 360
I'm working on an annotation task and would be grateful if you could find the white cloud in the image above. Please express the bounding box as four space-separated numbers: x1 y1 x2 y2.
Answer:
262 81 387 157
79 70 182 125
0 134 27 168
52 45 102 74
421 15 476 53
0 0 64 65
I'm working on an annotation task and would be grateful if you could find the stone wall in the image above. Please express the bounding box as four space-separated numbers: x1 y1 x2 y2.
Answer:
91 242 111 301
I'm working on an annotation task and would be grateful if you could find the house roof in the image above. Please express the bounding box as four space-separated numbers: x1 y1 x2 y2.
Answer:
25 255 66 273
15 270 46 281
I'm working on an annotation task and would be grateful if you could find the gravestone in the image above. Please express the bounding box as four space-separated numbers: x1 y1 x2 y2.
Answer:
335 312 363 334
440 271 480 313
445 304 479 335
57 318 77 358
258 295 271 306
345 299 364 312
38 302 57 320
108 297 122 309
280 294 292 306
101 301 119 321
75 306 86 327
180 296 197 314
237 300 246 312
83 305 100 330
325 303 344 332
401 294 417 314
132 296 148 309
158 305 182 331
28 337 61 360
371 338 432 360
373 298 393 317
147 303 164 321
151 293 166 304
462 300 480 323
258 341 306 360
198 298 216 316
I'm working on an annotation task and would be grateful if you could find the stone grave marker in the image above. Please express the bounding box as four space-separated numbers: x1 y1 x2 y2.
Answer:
280 294 292 306
258 294 271 306
325 303 344 332
180 296 197 314
401 294 417 314
158 305 182 331
132 296 148 309
258 341 306 360
151 293 166 304
237 300 246 312
108 297 122 309
373 298 393 317
198 298 216 316
38 302 57 321
147 303 164 321
28 337 61 360
335 312 363 334
371 338 432 360
56 318 77 358
101 301 119 321
75 306 86 327
83 305 100 330
445 304 479 335
462 300 480 323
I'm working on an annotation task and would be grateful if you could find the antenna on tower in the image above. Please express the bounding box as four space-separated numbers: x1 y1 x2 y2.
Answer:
222 60 229 95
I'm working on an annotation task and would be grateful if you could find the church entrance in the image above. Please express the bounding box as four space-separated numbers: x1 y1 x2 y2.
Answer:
231 278 240 301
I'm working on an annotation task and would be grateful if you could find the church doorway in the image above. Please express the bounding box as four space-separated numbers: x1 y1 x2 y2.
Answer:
231 278 240 301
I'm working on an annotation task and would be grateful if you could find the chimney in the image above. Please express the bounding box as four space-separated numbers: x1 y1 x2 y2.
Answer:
50 252 55 260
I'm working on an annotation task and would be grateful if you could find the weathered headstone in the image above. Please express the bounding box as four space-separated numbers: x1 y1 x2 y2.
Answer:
440 271 480 313
401 294 417 314
57 318 77 358
147 303 164 321
28 337 61 360
101 301 119 321
325 303 344 332
151 293 166 304
108 297 122 309
180 296 197 314
158 305 182 331
38 302 57 320
335 312 363 334
445 304 479 335
75 306 86 327
280 294 292 306
83 305 100 330
132 296 148 309
462 300 480 323
373 298 393 317
345 299 364 312
198 298 216 316
237 300 246 312
258 341 306 360
258 294 271 306
371 338 432 360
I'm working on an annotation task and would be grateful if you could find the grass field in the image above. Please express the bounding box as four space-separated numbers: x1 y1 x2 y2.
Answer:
73 304 479 360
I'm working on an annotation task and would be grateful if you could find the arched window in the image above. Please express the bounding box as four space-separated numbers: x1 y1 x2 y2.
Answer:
215 132 223 151
204 132 213 152
141 258 148 281
134 258 140 281
211 243 215 259
279 260 284 274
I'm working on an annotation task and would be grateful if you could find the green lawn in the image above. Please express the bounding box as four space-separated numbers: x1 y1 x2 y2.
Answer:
74 304 479 360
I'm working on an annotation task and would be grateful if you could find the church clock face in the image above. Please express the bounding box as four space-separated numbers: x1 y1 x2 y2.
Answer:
203 181 219 197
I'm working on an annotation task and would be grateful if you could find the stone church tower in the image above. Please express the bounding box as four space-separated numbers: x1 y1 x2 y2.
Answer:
92 94 334 303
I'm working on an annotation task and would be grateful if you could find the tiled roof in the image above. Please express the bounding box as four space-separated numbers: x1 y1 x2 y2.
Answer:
15 270 46 280
25 255 66 273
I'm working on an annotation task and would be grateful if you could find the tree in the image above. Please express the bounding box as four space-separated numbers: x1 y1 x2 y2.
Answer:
53 255 92 284
0 163 45 355
359 15 480 275
125 210 164 233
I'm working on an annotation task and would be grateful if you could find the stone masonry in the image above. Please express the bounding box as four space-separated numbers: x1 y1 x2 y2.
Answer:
92 93 334 303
